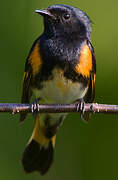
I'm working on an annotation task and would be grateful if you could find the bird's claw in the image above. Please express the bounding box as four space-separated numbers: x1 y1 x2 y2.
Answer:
76 99 85 118
31 99 40 114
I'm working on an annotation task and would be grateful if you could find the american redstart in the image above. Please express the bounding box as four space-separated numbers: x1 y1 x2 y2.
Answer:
20 4 96 175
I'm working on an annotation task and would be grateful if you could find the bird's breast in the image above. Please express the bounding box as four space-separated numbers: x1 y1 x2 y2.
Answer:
32 68 88 104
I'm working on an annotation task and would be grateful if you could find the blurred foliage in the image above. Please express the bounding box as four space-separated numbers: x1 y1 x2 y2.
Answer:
0 0 118 180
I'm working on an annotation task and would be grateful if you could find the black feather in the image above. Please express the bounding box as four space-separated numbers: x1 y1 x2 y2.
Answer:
22 140 53 175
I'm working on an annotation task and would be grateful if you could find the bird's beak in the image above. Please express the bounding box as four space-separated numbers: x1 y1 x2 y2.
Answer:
35 9 54 18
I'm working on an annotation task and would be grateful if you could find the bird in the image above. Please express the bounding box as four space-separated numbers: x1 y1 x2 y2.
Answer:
20 4 96 175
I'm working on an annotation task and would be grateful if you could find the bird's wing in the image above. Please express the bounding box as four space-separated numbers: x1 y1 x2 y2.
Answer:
75 40 96 121
20 39 42 122
85 40 96 103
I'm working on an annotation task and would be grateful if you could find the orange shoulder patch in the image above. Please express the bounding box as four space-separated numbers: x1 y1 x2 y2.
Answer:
29 41 42 75
75 42 92 77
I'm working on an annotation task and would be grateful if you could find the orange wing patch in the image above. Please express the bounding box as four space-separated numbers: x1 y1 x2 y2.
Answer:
75 42 92 77
29 41 42 75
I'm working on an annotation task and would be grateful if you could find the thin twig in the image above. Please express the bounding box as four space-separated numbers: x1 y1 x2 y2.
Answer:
0 103 118 114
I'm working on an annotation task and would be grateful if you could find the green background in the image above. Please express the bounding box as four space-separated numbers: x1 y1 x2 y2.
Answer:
0 0 118 179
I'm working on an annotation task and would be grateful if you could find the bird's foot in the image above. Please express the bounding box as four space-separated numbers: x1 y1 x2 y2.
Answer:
76 99 85 119
31 99 40 115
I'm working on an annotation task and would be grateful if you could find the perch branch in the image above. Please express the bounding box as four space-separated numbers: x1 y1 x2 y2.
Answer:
0 103 118 114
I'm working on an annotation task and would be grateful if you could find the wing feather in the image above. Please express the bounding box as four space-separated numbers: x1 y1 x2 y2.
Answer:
82 40 96 121
20 62 33 122
85 40 96 103
20 38 42 122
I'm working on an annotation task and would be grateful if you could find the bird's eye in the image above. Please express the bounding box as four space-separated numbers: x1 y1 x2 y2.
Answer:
63 13 70 20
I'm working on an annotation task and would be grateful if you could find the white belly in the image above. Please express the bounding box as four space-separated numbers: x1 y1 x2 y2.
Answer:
32 69 88 104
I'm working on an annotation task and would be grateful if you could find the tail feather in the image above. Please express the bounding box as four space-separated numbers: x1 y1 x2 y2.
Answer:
22 139 54 175
21 116 56 175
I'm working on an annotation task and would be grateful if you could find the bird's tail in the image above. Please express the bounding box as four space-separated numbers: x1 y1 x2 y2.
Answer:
21 115 56 175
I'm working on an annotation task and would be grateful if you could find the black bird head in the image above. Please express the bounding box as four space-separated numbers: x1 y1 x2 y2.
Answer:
36 4 91 40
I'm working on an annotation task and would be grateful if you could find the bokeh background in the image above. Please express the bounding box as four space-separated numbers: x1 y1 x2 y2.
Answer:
0 0 118 180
